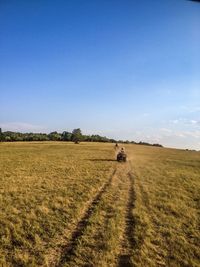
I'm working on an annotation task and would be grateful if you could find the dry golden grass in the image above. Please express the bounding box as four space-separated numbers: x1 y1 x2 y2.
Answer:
0 142 116 266
127 145 200 267
0 142 199 266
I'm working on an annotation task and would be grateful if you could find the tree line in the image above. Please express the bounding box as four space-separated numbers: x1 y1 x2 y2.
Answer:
0 127 163 147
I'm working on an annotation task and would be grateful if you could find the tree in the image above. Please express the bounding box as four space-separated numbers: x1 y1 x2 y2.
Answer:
48 131 61 141
71 128 82 143
61 131 72 141
0 128 3 142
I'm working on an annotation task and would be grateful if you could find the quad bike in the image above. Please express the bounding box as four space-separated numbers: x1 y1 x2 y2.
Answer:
117 151 127 162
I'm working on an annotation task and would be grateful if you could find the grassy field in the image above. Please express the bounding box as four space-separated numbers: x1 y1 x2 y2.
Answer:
0 142 199 267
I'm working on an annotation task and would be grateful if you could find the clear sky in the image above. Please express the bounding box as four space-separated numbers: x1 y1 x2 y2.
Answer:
1 0 200 149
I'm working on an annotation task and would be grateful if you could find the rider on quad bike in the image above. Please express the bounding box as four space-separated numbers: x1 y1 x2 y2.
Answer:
117 147 127 162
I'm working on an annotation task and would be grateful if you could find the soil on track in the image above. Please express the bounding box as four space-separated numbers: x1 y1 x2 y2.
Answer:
118 167 136 267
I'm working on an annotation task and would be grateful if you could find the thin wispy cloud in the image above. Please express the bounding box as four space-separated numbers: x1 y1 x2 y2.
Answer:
169 118 200 127
180 106 200 113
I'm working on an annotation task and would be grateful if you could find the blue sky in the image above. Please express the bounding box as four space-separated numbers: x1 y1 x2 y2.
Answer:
0 0 200 149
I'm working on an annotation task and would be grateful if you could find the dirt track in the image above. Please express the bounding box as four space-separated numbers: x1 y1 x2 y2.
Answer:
118 170 136 267
44 161 136 267
56 169 117 266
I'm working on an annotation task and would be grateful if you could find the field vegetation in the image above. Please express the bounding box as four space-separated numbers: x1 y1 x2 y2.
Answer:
0 142 199 266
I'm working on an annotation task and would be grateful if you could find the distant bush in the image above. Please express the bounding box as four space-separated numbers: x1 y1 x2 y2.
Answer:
138 141 163 147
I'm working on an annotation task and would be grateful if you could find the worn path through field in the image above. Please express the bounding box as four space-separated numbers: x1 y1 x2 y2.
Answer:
43 168 117 267
115 160 136 267
56 169 117 267
118 168 136 267
45 160 137 267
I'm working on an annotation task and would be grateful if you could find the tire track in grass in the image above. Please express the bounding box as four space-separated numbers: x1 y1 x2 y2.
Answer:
118 168 136 267
55 169 117 267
